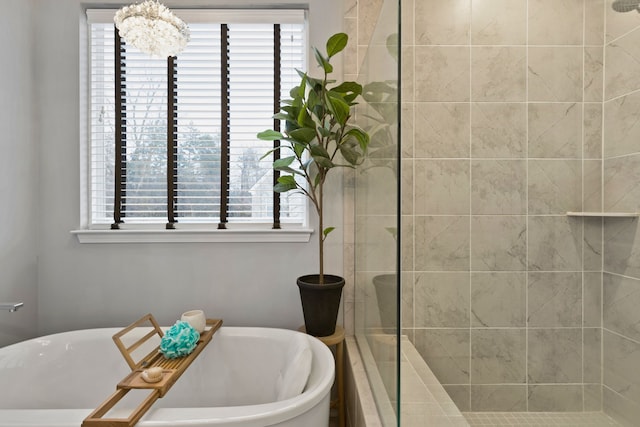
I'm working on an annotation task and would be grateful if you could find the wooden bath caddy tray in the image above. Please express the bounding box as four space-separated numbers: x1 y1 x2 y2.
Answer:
82 313 222 427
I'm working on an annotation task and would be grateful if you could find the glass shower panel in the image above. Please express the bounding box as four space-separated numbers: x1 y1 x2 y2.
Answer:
353 0 400 425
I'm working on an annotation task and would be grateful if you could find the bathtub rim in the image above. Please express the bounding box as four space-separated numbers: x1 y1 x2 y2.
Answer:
0 326 335 427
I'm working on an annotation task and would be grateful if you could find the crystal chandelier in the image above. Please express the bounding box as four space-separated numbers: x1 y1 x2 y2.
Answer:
114 0 190 58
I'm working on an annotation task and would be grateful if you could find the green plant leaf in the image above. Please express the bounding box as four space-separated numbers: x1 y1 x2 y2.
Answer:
331 81 362 96
310 144 330 158
290 97 303 109
294 105 316 129
257 129 284 141
273 156 295 169
289 127 317 144
307 88 320 111
339 144 363 166
314 47 333 73
282 105 297 115
259 147 278 160
326 33 348 58
302 158 313 171
290 80 305 100
330 82 361 105
311 104 325 123
339 144 359 165
296 108 308 127
317 126 331 138
273 112 292 121
323 227 335 238
309 144 333 169
326 94 350 126
285 119 300 134
312 155 334 169
306 75 324 89
274 175 297 193
277 166 301 175
345 127 370 151
343 94 359 105
273 156 302 175
290 140 306 158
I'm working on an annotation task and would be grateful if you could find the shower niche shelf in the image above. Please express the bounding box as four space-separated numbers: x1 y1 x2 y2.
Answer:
566 211 639 217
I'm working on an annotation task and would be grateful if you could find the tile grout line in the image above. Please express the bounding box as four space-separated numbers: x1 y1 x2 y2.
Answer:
468 0 473 411
600 0 607 413
581 0 586 413
525 0 530 413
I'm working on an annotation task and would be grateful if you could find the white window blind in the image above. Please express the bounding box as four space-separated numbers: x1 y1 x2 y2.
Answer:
87 10 306 229
174 25 222 222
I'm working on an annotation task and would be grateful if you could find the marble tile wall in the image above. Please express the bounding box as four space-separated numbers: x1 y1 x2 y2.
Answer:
602 3 640 424
348 0 640 424
402 0 606 414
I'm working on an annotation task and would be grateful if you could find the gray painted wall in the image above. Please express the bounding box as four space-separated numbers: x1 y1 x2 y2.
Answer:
0 0 345 344
0 0 38 347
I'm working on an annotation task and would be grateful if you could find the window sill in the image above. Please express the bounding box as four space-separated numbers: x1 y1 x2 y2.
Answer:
71 228 313 244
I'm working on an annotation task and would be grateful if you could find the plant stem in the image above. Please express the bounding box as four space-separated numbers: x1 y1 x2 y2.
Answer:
318 177 324 284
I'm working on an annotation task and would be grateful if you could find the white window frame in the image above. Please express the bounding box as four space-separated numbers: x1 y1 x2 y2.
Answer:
75 8 313 243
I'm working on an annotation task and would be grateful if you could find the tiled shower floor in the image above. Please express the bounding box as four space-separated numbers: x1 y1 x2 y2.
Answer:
463 411 621 426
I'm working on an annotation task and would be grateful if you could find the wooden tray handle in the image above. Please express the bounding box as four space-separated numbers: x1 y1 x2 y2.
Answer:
112 313 164 371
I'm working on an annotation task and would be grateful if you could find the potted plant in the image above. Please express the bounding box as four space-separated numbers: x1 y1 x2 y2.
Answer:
258 33 370 336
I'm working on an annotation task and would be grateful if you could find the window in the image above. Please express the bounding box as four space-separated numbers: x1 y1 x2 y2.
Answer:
85 10 307 236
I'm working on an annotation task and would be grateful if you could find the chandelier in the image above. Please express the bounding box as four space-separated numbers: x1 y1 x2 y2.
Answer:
114 0 190 58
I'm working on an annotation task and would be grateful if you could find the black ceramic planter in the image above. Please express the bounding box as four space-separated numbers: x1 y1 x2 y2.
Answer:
297 274 345 337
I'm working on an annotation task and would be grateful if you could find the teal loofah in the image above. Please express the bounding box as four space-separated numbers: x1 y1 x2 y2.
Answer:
160 320 200 359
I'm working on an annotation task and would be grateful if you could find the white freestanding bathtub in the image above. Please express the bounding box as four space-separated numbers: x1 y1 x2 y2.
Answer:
0 326 334 427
